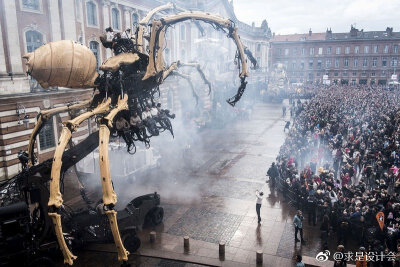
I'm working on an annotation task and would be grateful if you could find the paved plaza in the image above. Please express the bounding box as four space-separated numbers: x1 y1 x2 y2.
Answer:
67 101 343 266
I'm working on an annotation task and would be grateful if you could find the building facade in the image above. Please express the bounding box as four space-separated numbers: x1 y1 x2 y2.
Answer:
0 0 168 94
0 89 95 179
0 0 271 94
0 0 270 180
270 27 400 85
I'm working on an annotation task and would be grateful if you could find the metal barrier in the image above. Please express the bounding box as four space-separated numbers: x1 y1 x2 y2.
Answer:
274 167 300 209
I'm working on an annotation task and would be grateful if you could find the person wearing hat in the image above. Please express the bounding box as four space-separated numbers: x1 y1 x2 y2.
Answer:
255 190 264 224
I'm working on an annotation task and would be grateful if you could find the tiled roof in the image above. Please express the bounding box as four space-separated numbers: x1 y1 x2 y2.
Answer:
329 31 400 40
271 30 400 43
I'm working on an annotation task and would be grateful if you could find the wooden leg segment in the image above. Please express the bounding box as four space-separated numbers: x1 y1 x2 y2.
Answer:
48 127 72 208
27 100 91 166
106 210 129 261
99 125 117 205
99 95 129 261
48 99 111 265
27 114 44 167
49 213 77 265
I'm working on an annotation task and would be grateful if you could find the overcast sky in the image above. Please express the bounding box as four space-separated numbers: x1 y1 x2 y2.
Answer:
232 0 400 35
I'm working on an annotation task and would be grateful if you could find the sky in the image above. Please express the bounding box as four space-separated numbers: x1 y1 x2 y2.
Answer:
232 0 400 35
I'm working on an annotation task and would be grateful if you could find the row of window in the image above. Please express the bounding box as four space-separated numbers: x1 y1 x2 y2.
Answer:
26 29 100 70
279 44 399 56
281 57 398 70
288 71 391 77
21 0 138 31
291 78 389 85
84 1 138 30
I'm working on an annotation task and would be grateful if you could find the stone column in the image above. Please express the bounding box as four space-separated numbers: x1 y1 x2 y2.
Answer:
102 1 112 59
102 0 111 28
0 16 7 74
78 0 86 44
3 0 23 74
174 25 180 62
124 7 132 31
48 0 61 41
263 41 268 71
61 0 77 40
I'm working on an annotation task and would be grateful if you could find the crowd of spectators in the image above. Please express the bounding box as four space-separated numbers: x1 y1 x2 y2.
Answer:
268 84 400 264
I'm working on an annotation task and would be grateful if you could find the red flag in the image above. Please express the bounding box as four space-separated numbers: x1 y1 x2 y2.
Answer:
376 211 385 231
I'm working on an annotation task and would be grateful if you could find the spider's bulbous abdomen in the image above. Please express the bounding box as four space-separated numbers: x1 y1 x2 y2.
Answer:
23 40 98 89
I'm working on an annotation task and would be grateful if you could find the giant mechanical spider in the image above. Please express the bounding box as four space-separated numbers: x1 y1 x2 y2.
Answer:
22 3 256 265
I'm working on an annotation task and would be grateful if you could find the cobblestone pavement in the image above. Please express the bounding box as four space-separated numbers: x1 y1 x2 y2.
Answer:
65 101 344 266
203 179 263 200
73 251 206 267
167 207 244 243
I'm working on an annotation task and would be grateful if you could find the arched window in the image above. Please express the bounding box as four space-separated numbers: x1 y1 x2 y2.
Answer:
86 1 97 26
26 30 43 52
89 41 100 70
111 8 120 30
132 13 138 29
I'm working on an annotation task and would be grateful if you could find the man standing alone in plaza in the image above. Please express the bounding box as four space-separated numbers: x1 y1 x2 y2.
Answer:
293 210 305 243
256 190 263 224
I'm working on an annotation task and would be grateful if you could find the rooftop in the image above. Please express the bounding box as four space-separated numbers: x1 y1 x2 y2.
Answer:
271 32 326 42
271 26 400 43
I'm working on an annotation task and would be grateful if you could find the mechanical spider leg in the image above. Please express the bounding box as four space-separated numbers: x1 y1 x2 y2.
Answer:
244 47 258 70
143 11 249 106
177 62 212 95
162 61 180 80
161 61 211 106
48 98 111 265
169 71 199 105
98 95 129 261
136 2 175 53
27 100 91 166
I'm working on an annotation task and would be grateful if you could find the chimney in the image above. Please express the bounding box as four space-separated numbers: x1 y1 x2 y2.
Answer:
326 28 332 39
309 28 312 36
350 25 358 37
386 27 393 36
